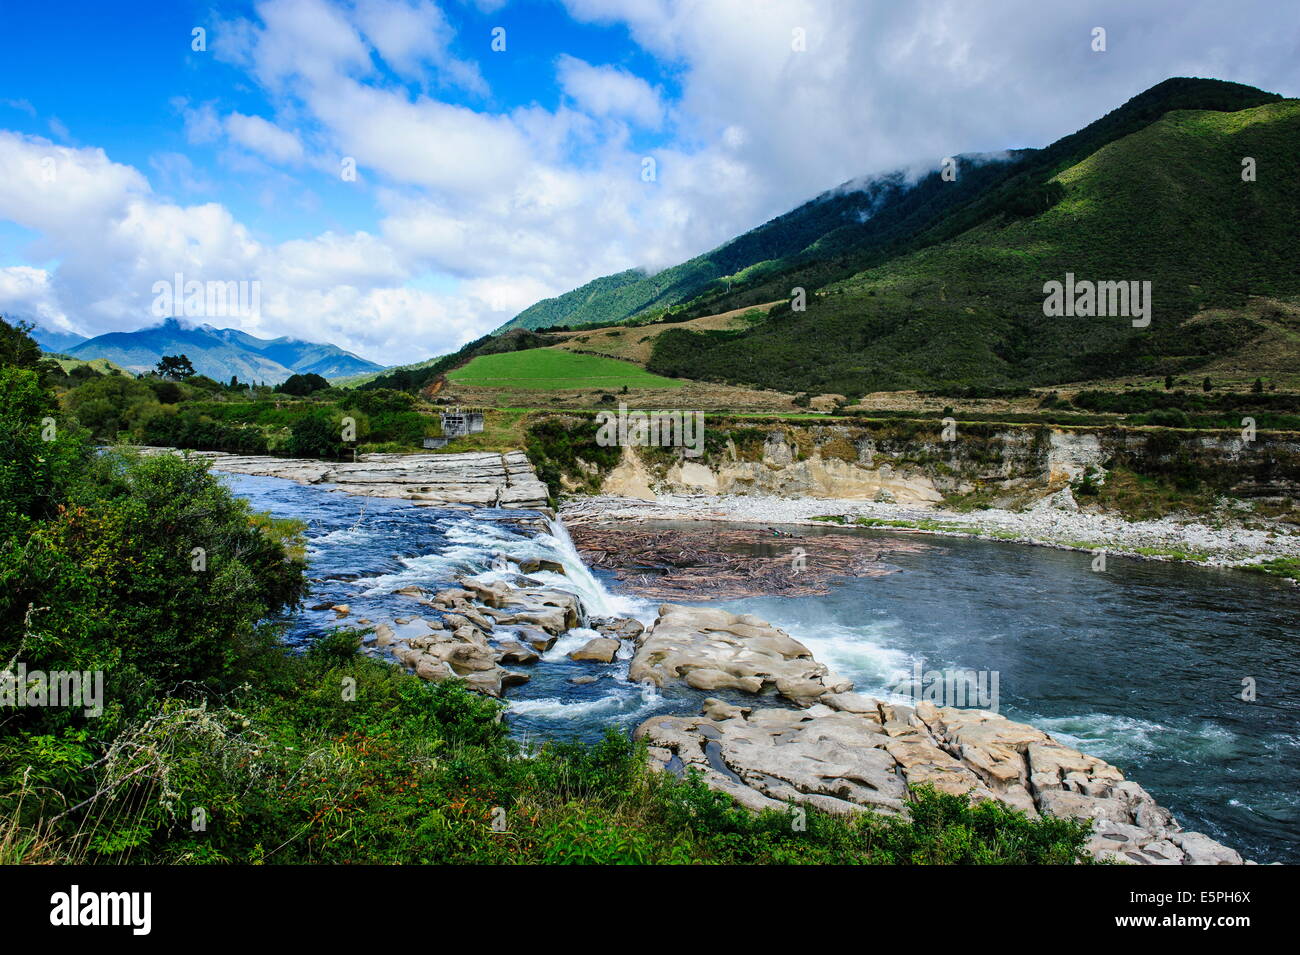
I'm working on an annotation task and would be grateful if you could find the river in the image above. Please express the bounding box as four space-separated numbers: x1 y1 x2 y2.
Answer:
223 472 1300 864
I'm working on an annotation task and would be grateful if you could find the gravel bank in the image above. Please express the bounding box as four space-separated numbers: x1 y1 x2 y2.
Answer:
560 491 1300 576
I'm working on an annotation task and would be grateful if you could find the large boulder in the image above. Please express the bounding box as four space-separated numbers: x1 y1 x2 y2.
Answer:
491 588 581 635
593 616 645 640
636 701 907 816
518 557 566 575
628 604 852 704
569 637 620 663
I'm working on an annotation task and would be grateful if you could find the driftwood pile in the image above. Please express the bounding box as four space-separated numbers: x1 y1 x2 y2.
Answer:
569 522 931 600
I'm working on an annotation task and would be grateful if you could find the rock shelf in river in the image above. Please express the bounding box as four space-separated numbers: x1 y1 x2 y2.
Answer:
137 447 550 509
637 699 1248 865
629 604 854 703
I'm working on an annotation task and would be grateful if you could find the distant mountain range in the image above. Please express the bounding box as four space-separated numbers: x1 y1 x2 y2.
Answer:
34 319 384 384
28 324 88 353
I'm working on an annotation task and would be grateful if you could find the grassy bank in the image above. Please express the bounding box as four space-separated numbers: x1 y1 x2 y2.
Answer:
2 637 1093 865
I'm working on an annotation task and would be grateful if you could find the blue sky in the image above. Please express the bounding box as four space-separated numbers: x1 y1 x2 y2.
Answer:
1 0 1296 365
0 0 675 244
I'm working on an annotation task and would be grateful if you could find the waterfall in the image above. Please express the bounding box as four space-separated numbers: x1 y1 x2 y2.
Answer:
537 517 647 621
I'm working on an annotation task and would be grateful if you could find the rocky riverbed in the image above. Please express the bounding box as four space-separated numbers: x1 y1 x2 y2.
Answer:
339 556 1249 864
561 491 1300 574
205 456 1270 863
638 694 1246 865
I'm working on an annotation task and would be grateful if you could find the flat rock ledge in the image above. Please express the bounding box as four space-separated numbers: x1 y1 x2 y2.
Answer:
137 447 549 509
636 698 1248 865
629 604 853 704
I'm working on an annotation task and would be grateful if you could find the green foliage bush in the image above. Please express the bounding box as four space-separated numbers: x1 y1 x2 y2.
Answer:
276 372 330 396
524 416 622 501
58 369 430 458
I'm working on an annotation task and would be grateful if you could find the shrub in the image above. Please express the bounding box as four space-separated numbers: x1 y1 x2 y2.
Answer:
276 373 330 396
288 413 345 458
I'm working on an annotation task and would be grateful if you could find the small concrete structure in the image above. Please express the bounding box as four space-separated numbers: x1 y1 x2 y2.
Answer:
440 408 485 439
421 408 485 449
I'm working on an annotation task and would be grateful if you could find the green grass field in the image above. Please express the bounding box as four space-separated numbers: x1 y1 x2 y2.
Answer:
51 356 128 375
446 347 682 389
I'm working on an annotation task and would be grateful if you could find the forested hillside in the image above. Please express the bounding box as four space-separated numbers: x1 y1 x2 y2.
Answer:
648 97 1300 396
495 78 1281 339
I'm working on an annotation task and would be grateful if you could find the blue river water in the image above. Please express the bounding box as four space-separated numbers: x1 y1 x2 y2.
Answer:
222 472 1300 864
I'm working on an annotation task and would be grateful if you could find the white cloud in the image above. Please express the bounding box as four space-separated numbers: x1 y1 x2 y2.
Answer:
149 152 214 194
2 99 36 116
557 55 665 128
221 0 372 89
0 266 76 332
0 132 149 237
223 112 306 164
176 99 223 144
354 0 488 92
312 79 530 192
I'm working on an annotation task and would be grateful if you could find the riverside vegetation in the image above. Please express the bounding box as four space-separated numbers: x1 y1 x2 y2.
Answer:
8 317 437 457
1 320 1093 864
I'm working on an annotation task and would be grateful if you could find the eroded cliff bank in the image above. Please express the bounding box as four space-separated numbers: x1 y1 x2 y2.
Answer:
586 420 1300 507
526 415 1300 573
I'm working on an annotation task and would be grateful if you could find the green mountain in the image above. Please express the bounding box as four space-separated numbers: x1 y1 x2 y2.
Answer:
495 78 1282 339
495 157 1025 334
28 323 88 352
649 94 1300 395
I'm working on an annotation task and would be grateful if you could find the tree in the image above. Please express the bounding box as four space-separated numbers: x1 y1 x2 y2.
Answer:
350 387 416 415
0 316 45 369
1252 377 1264 394
150 379 184 404
63 374 161 439
2 447 307 716
0 367 88 533
1202 377 1212 392
288 413 343 458
1164 374 1174 390
0 316 66 389
156 354 196 380
276 372 330 396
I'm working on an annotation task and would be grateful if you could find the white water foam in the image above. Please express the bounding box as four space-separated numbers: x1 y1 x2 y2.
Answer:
1034 713 1239 765
505 684 664 728
536 517 650 621
761 615 910 694
356 513 651 624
